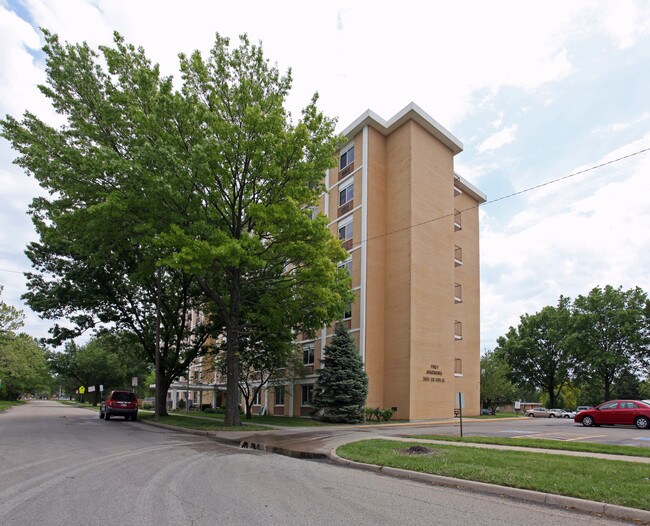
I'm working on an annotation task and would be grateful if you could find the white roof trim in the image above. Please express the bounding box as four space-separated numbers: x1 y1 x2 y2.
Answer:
341 102 463 155
455 172 487 203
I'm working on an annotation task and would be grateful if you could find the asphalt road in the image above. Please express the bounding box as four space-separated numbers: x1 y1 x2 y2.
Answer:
0 402 632 526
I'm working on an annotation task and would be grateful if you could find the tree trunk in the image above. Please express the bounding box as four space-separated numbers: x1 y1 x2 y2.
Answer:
154 366 169 418
224 273 242 426
225 337 241 425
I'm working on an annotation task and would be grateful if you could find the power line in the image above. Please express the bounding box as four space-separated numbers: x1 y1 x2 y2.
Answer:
0 268 23 274
351 146 650 249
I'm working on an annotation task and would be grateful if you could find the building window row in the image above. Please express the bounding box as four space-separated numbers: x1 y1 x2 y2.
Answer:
454 320 462 340
339 181 354 207
275 386 285 406
340 145 354 171
303 344 315 365
302 384 313 406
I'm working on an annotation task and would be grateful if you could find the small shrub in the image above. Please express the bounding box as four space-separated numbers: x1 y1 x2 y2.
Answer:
364 407 393 422
178 399 186 409
141 402 153 410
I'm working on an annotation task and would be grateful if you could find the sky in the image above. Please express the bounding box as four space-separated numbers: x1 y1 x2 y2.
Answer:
1 0 649 352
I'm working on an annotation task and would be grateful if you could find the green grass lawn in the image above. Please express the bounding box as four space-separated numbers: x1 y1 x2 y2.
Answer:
140 413 269 431
477 412 522 419
0 400 25 411
337 439 650 510
407 434 650 458
170 411 336 427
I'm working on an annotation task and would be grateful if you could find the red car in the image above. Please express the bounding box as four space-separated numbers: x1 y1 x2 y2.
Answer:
100 390 139 421
574 400 650 429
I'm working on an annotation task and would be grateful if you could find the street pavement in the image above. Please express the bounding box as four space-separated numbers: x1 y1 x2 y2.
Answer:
0 401 637 526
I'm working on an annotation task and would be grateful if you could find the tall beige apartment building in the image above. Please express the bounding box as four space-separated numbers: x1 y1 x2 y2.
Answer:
286 102 487 420
171 103 485 421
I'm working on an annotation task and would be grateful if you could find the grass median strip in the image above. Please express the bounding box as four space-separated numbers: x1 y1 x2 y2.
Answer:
337 439 650 510
408 434 650 458
0 400 25 411
169 411 335 427
140 413 269 431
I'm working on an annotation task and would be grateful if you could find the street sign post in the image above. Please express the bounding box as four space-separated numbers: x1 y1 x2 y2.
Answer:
455 392 465 437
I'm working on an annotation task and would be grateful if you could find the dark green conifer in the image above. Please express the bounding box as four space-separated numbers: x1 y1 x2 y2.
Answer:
313 323 368 423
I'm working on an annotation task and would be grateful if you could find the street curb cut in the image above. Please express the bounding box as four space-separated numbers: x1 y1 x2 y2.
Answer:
328 450 650 524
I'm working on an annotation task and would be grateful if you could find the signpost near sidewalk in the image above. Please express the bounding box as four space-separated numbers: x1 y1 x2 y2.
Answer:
456 392 465 437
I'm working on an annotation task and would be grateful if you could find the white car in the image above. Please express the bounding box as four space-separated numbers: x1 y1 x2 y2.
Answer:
562 410 576 419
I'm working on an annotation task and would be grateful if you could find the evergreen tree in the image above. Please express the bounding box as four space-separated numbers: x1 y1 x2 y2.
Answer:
313 324 368 423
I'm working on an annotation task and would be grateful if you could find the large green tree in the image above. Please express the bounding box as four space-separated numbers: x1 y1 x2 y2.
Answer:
573 285 650 401
313 324 368 423
49 331 150 404
0 334 50 400
2 31 350 426
480 350 517 414
495 296 576 408
1 31 213 416
160 35 352 426
0 286 25 339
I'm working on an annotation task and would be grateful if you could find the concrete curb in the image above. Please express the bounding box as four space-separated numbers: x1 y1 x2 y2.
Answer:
328 450 650 524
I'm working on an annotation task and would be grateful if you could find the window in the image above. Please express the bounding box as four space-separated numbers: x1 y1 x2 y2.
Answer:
274 386 285 406
600 401 617 410
338 220 353 242
620 402 638 409
454 320 462 340
310 206 319 220
455 283 462 303
454 209 462 231
303 344 315 365
339 182 354 207
339 259 353 276
301 384 314 406
252 390 261 406
454 358 463 375
343 302 352 320
454 245 463 266
340 145 354 171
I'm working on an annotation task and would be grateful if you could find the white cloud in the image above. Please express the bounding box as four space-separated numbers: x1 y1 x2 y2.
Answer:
478 125 518 153
480 137 650 349
2 0 650 347
598 0 650 49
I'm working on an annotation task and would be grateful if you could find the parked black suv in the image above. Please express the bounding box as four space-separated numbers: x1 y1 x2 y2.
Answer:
100 390 138 421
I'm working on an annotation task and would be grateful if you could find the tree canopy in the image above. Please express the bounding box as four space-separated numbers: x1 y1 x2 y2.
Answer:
480 350 517 413
0 290 50 400
495 296 575 408
495 286 650 407
1 30 351 424
573 285 650 401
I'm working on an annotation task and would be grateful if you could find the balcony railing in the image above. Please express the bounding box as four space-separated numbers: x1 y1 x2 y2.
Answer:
454 174 462 196
454 246 463 266
455 283 462 303
454 209 462 231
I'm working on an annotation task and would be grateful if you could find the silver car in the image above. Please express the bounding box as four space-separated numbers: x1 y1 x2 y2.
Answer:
525 407 562 418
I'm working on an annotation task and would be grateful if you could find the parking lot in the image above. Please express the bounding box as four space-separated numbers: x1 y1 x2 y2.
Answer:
428 416 650 447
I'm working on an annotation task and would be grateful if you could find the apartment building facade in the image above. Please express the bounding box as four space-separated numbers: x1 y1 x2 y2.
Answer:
174 103 485 420
273 102 486 420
